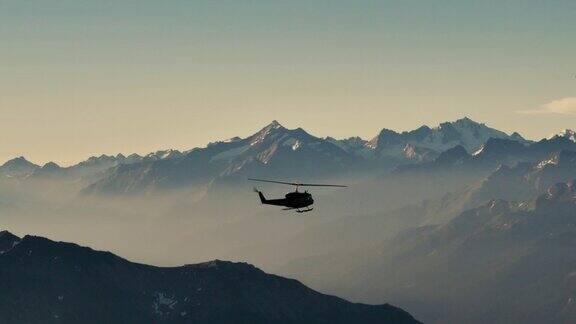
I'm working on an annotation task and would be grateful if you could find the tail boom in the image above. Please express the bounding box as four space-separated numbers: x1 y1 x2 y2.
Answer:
254 190 287 206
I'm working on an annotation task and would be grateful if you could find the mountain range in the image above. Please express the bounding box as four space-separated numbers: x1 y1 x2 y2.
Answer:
0 232 419 324
1 117 547 195
0 150 184 185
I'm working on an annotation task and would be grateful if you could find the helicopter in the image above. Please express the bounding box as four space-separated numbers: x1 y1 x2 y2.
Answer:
248 178 347 213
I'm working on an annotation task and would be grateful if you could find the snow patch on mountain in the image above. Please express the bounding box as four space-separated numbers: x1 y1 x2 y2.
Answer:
210 145 251 162
364 117 526 161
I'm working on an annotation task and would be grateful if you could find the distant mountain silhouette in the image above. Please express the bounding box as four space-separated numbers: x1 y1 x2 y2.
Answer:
0 156 39 177
0 151 184 186
0 232 420 324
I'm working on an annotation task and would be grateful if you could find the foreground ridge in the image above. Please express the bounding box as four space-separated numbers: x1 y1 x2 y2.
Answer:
0 232 420 324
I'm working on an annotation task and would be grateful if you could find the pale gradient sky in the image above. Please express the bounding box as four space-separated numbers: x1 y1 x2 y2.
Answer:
1 0 575 165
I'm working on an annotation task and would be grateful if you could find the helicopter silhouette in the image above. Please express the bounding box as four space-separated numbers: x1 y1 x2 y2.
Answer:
249 178 347 213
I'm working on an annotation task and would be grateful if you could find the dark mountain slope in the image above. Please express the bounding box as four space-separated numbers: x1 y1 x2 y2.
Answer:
0 230 20 253
0 233 420 324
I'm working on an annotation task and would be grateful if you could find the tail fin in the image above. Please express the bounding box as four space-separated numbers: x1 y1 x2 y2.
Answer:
253 187 267 203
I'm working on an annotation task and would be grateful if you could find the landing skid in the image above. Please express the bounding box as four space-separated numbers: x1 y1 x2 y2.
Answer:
296 207 313 213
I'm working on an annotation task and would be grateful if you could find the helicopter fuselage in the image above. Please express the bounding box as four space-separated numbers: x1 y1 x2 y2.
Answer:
257 190 314 209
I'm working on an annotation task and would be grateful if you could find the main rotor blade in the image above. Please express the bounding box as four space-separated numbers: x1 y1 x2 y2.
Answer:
297 183 347 187
248 178 300 186
248 178 347 187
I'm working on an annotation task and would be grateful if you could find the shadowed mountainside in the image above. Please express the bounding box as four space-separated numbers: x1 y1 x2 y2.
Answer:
0 233 420 324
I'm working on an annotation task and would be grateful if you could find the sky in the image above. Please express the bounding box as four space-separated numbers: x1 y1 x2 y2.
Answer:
0 0 575 165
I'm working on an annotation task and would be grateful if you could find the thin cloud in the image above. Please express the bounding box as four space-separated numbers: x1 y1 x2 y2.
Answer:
517 97 576 115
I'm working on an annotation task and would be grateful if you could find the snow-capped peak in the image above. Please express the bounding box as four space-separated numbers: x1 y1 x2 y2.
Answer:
249 121 288 146
451 116 481 127
144 149 182 161
257 120 284 135
551 129 576 142
366 117 516 158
